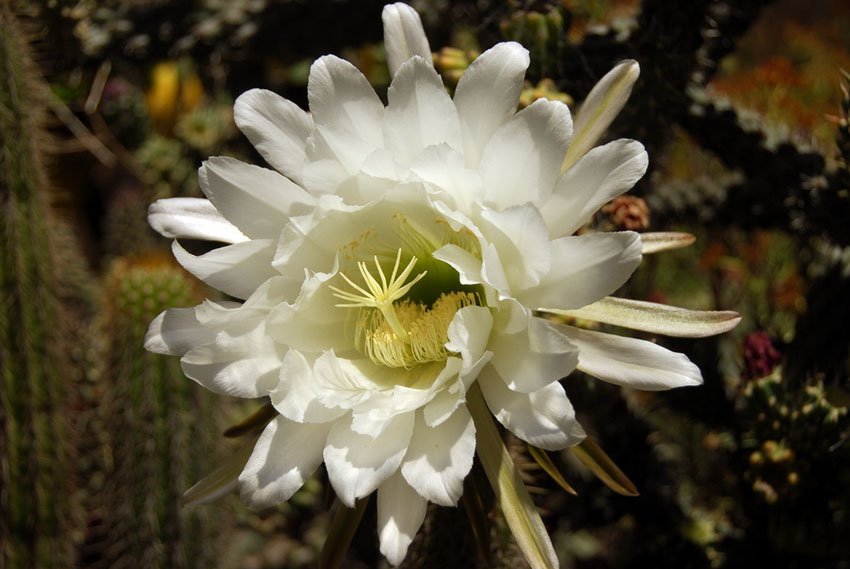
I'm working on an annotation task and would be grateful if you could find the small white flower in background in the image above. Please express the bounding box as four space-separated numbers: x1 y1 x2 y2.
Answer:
145 3 740 567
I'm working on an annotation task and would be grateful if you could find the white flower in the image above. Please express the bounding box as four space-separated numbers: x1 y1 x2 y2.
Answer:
145 3 740 566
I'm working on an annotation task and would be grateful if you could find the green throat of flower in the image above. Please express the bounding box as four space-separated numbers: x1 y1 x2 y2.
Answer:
331 242 480 369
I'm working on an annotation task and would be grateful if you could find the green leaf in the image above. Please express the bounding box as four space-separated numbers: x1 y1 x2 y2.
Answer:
528 445 578 496
467 383 559 569
319 497 370 569
569 437 639 497
222 401 277 437
182 442 254 506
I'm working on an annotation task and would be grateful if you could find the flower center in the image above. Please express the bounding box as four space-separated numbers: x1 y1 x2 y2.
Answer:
330 248 478 369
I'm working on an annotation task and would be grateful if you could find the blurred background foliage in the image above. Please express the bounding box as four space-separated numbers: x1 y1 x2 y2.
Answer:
1 0 849 567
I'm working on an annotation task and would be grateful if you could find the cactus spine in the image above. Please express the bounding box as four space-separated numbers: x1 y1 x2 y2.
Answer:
0 3 77 567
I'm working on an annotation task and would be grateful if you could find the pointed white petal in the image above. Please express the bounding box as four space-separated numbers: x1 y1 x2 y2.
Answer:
145 307 216 356
200 157 315 239
234 89 313 183
180 323 283 398
479 98 573 209
490 315 578 393
148 198 247 244
308 55 385 147
546 296 741 338
377 471 428 566
172 239 277 300
479 366 585 451
562 60 640 172
640 232 696 254
324 413 415 507
544 139 648 238
382 2 432 78
445 305 494 367
401 407 475 506
560 325 703 390
238 416 331 508
384 56 462 164
454 42 530 167
522 231 642 311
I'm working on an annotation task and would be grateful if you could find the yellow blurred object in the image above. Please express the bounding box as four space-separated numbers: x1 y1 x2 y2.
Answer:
146 61 205 135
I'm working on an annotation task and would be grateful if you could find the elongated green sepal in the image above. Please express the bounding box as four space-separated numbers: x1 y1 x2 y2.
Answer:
640 232 696 254
569 437 639 496
562 60 640 173
222 402 277 437
183 442 254 506
319 497 370 569
528 445 578 496
545 296 741 338
468 383 559 569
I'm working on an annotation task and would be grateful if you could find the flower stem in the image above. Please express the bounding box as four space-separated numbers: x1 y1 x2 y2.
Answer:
318 496 370 569
466 383 559 569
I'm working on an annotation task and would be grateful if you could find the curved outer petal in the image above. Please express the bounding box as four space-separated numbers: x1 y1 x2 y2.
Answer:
544 139 648 238
382 2 432 78
383 56 462 164
234 89 313 183
324 412 415 507
478 98 572 210
547 296 741 338
559 324 703 390
378 471 428 567
521 231 642 311
238 416 331 509
145 307 216 356
453 42 530 167
401 407 476 506
172 239 278 300
270 350 347 423
409 143 484 214
200 156 316 239
180 322 284 398
562 60 640 172
308 55 385 148
149 197 248 244
489 315 579 393
478 366 586 451
479 203 552 292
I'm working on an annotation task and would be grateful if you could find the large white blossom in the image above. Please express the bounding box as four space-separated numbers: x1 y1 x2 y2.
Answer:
145 3 740 566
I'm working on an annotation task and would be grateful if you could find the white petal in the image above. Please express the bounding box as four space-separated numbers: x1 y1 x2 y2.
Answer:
238 416 331 508
270 350 347 423
562 60 640 172
308 55 385 147
432 243 483 285
200 156 315 238
521 232 642 311
382 2 432 78
172 239 277 300
544 139 648 238
490 315 578 393
180 323 283 398
145 307 216 356
409 143 484 213
324 413 415 507
383 56 462 164
480 203 552 291
445 305 494 367
234 89 313 183
148 197 247 243
401 407 475 506
479 367 586 451
479 98 572 210
454 42 530 167
546 296 741 338
377 471 428 566
560 324 703 390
